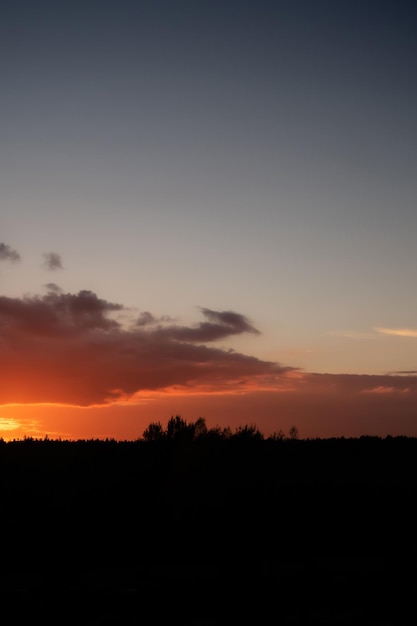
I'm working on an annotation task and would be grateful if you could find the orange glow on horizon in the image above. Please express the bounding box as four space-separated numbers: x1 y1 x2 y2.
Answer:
2 369 417 442
0 377 300 441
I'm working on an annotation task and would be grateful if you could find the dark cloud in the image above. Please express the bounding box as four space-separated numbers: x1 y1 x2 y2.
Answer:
137 311 157 326
0 242 21 262
303 372 417 395
202 308 260 334
0 289 122 337
136 312 174 326
2 287 417 440
0 290 291 405
43 252 63 271
155 307 260 343
44 283 63 293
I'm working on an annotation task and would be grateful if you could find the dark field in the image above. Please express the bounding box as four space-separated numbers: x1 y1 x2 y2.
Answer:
1 423 416 624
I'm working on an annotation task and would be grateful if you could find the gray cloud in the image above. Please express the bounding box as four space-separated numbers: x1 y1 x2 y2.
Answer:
44 282 63 293
0 242 21 262
304 372 417 395
0 289 291 405
155 307 260 343
43 252 63 271
0 288 123 337
137 311 157 326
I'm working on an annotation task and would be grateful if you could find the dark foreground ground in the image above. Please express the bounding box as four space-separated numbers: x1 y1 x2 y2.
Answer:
3 557 412 625
1 434 416 624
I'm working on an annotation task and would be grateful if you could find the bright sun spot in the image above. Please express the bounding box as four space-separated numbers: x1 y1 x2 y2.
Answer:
0 417 21 431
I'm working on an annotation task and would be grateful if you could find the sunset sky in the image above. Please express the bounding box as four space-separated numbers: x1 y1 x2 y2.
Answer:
1 0 417 440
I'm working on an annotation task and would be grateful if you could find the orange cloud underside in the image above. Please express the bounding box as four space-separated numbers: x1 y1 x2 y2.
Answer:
0 377 299 441
2 289 417 441
2 371 417 442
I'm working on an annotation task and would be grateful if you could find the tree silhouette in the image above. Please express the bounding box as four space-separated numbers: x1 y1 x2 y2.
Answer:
142 415 212 443
232 424 263 441
142 421 165 441
289 425 299 440
166 415 196 442
194 416 208 439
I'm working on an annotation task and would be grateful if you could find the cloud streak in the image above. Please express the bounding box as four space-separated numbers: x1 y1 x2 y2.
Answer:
375 327 417 338
302 372 417 395
0 287 291 406
0 242 21 263
326 330 376 339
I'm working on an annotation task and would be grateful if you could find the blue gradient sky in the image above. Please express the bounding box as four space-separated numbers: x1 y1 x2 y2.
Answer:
1 1 417 439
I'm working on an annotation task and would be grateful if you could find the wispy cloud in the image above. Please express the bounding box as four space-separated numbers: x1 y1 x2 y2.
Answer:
375 327 417 338
326 330 375 339
43 252 63 271
0 242 21 263
362 386 410 394
302 372 417 396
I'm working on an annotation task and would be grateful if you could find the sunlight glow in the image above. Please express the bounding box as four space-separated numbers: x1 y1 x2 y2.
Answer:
0 417 21 431
375 327 417 338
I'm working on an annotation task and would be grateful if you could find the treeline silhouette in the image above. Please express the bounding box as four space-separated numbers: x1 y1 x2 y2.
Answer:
1 416 416 624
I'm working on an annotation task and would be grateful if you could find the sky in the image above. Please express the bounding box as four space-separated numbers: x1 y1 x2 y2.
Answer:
1 0 417 440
